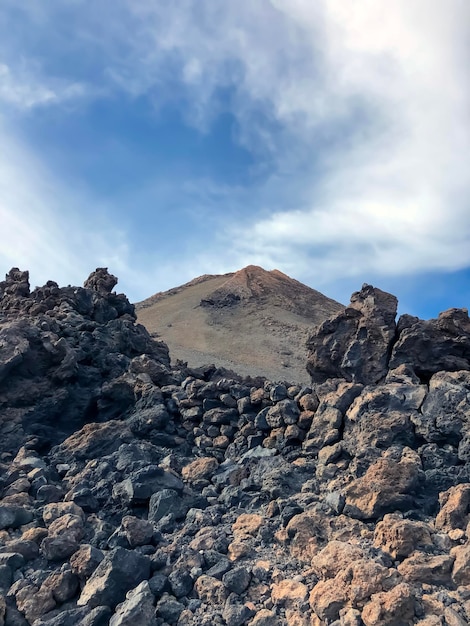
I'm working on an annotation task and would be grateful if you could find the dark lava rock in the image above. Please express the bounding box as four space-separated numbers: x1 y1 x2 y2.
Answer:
77 547 151 609
4 269 470 625
390 308 470 378
148 488 187 523
168 569 194 598
222 566 251 595
307 284 397 385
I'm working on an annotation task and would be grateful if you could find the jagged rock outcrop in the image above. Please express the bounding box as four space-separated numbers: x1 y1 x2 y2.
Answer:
307 284 470 387
306 284 398 385
2 269 470 625
0 268 171 457
389 308 470 377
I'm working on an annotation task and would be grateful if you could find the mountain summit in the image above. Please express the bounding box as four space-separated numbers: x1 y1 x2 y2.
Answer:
136 266 343 383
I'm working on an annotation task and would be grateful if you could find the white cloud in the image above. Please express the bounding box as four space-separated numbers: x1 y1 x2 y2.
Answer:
0 63 89 109
0 122 135 294
0 0 469 302
95 0 470 283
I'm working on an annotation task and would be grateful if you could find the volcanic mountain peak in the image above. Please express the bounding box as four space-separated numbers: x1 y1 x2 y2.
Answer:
199 264 342 319
136 266 344 383
202 265 299 302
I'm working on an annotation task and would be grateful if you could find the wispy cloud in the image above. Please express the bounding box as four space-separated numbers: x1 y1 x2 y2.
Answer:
0 1 469 305
0 123 133 293
0 63 89 109
93 0 470 280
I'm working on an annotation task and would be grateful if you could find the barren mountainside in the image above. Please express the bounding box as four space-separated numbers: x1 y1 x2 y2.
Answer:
136 266 344 384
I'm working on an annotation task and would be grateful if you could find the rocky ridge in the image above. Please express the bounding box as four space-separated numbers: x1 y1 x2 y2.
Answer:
1 269 470 625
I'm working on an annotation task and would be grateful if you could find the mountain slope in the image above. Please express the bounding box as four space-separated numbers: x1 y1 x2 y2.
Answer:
136 265 343 383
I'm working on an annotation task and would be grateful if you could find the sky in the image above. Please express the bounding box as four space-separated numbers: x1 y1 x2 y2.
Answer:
1 1 470 319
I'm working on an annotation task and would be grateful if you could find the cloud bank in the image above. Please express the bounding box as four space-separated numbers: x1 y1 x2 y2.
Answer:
0 1 469 304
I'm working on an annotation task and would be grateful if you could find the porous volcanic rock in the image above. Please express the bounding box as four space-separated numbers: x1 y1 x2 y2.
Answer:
2 268 470 625
0 267 170 457
306 284 398 385
390 308 470 378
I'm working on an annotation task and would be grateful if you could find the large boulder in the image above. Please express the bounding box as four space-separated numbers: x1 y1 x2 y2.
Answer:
344 448 422 520
77 547 151 609
306 284 397 385
389 309 470 378
342 372 426 455
83 268 118 294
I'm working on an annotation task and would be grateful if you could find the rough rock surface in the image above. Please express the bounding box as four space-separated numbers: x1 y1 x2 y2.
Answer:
1 268 470 625
306 284 398 385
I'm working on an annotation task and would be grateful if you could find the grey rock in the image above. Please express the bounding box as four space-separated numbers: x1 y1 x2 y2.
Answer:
114 465 183 503
78 547 150 609
0 564 12 590
342 380 423 455
42 569 80 604
206 558 231 579
83 267 117 294
0 505 33 530
148 572 168 595
0 553 24 570
254 408 270 431
109 581 157 626
203 408 238 425
269 383 287 402
148 488 187 523
266 399 300 428
414 370 470 444
222 567 251 595
222 601 255 626
33 606 113 626
168 569 193 598
41 535 79 561
390 308 470 377
325 491 345 515
36 485 64 504
155 593 184 624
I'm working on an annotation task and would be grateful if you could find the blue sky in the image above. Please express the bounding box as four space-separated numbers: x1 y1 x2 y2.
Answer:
1 1 470 319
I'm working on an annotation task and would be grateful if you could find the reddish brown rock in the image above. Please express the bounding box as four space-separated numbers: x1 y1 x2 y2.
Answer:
70 544 104 580
309 558 399 622
182 457 219 482
451 543 470 585
373 514 433 559
271 580 308 608
14 581 56 623
344 449 421 519
249 609 280 625
435 484 470 531
397 552 454 585
309 578 349 622
361 582 415 626
311 541 364 579
194 575 229 604
121 515 154 548
42 502 85 526
233 513 263 538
